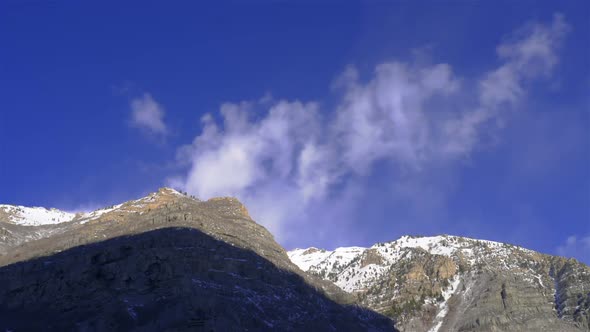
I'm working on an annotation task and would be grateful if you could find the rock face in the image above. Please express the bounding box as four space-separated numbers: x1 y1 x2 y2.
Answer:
289 235 590 332
0 188 395 331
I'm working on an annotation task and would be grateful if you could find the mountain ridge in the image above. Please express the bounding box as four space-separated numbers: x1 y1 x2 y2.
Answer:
1 188 588 331
2 188 581 265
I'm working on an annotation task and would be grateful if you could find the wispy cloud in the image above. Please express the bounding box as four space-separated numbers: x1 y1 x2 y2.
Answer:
130 93 168 136
480 13 569 109
171 14 569 246
64 203 103 214
557 235 590 264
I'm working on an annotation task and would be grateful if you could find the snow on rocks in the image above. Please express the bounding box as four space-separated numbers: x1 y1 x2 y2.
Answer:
288 235 542 293
0 205 76 226
287 248 333 271
78 204 123 224
427 276 461 332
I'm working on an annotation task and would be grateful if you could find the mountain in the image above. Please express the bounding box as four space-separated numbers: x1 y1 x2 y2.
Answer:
2 189 589 331
289 236 590 331
0 188 394 331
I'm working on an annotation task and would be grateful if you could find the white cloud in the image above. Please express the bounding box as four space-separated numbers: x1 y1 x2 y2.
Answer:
557 235 590 264
64 203 103 214
172 14 569 244
130 93 168 135
332 62 461 173
174 100 322 236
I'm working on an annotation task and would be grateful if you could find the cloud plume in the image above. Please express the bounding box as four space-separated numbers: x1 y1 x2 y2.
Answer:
172 14 569 246
130 93 168 136
557 235 590 265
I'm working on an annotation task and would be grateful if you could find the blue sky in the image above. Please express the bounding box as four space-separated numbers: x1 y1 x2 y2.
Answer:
1 1 589 263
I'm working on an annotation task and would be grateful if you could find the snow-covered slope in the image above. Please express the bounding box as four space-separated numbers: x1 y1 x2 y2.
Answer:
288 235 539 292
288 246 365 271
0 204 76 226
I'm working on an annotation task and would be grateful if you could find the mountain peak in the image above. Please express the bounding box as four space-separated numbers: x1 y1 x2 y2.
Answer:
156 187 185 196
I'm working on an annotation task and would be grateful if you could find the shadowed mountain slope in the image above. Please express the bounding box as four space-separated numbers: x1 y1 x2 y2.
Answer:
0 228 395 331
0 188 396 331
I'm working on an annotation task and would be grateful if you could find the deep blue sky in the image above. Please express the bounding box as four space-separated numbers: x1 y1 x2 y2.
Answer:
1 1 589 263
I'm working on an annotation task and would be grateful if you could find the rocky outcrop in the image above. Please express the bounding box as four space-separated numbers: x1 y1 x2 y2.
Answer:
360 249 386 268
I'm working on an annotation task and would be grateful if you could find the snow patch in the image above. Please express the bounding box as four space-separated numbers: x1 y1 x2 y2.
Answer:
0 204 76 226
428 276 461 332
79 204 123 224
